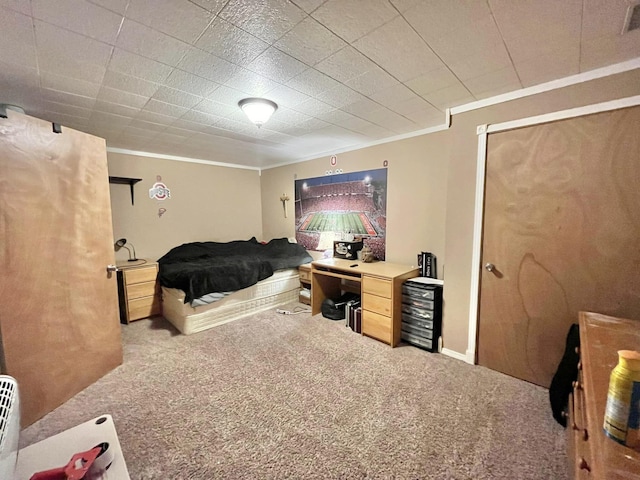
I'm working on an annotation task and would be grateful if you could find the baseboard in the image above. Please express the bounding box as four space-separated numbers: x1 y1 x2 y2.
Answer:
441 348 472 363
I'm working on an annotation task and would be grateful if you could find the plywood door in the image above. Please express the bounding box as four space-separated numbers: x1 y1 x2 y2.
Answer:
0 111 123 425
477 106 640 387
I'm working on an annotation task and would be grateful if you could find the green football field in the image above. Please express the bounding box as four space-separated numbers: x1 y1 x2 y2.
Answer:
299 212 377 235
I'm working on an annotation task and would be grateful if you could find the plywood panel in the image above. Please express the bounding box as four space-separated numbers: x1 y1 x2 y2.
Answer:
478 106 640 387
0 112 122 425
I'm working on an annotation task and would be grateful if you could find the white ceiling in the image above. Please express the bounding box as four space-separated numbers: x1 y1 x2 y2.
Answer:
1 0 639 169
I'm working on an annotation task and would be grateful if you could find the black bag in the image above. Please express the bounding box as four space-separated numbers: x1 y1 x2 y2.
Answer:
548 323 580 427
321 293 360 321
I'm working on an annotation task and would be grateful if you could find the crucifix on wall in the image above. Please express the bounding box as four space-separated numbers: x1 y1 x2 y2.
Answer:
280 193 290 218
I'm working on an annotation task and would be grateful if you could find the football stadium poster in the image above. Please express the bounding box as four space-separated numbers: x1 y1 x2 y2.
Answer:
294 168 387 260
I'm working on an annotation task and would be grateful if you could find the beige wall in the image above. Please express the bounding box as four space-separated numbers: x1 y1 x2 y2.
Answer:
260 68 640 357
108 152 263 262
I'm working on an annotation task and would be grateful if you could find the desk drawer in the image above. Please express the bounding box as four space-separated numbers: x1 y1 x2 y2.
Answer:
299 269 311 283
362 310 391 344
362 276 391 298
127 280 158 300
124 266 158 285
363 293 391 316
128 295 161 321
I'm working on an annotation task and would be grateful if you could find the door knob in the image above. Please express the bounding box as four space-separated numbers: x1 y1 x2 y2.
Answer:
106 264 118 273
485 263 495 272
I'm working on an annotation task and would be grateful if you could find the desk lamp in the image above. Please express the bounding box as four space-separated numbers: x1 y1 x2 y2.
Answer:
114 238 138 262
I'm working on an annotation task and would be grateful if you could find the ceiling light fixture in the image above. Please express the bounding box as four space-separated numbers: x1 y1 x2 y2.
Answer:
238 98 278 128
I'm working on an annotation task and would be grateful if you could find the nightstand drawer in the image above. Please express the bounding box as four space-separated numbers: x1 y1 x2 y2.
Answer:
124 265 158 285
128 295 161 321
299 267 311 283
362 310 391 344
362 276 391 298
362 293 391 316
127 280 158 300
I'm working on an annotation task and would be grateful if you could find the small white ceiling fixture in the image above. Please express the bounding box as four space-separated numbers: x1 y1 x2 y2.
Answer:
238 98 278 128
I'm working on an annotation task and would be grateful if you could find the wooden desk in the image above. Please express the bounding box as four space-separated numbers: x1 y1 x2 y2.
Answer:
569 312 640 478
311 258 418 346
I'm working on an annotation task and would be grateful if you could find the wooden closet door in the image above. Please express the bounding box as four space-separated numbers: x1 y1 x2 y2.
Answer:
477 106 640 387
0 111 122 425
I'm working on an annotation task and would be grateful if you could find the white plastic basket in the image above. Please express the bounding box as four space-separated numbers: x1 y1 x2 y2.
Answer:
0 375 20 480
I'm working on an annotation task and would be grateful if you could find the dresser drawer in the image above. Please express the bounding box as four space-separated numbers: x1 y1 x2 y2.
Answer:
402 284 435 300
363 293 392 316
124 265 158 284
362 275 392 298
402 294 434 310
401 304 434 320
401 331 434 351
402 322 433 339
128 295 161 321
127 280 158 300
402 313 434 330
362 310 392 344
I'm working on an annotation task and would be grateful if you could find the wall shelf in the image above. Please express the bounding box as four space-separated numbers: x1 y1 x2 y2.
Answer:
109 176 142 205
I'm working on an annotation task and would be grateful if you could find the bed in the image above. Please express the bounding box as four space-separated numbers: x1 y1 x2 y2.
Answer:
158 238 312 334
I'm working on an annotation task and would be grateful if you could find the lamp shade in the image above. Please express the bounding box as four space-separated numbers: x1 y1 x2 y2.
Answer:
238 98 278 127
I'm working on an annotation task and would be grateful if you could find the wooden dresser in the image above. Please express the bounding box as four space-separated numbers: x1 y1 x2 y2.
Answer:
569 311 640 478
116 260 161 324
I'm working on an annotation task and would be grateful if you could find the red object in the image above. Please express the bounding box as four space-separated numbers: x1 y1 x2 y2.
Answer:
29 446 102 480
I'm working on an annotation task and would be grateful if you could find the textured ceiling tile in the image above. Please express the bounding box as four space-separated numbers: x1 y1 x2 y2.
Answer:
470 81 523 101
142 99 190 117
514 48 580 87
129 118 172 132
275 17 347 65
93 99 141 117
178 48 240 84
102 70 160 98
85 0 129 14
31 0 123 44
116 19 191 67
40 88 97 109
341 97 385 117
580 31 640 71
222 68 280 96
316 83 367 109
463 66 522 98
290 0 325 14
89 110 133 127
179 109 221 125
134 109 176 125
108 48 174 83
404 0 492 42
404 66 459 96
315 46 375 83
96 85 150 108
205 85 248 107
187 0 227 14
370 83 417 109
311 0 398 43
353 16 443 82
316 108 361 128
42 100 92 118
163 69 220 97
40 71 101 97
385 95 440 117
290 97 335 116
152 86 205 109
273 106 314 125
285 68 342 96
0 0 31 15
421 82 475 110
344 67 398 96
447 45 512 81
1 8 37 68
192 98 242 119
245 47 308 84
0 60 38 89
125 0 214 44
504 31 580 65
489 0 582 41
196 18 269 66
220 0 307 44
264 84 313 108
177 47 240 84
403 107 446 127
582 0 629 40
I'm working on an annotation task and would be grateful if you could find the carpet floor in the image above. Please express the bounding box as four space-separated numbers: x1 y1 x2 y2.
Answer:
21 304 568 479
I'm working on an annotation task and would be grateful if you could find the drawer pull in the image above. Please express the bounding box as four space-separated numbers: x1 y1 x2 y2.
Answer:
571 384 589 441
578 457 591 472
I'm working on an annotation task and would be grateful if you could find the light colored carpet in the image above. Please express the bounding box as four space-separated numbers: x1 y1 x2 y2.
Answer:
21 304 568 479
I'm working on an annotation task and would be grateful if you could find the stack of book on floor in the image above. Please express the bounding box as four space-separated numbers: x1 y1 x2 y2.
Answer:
346 298 362 333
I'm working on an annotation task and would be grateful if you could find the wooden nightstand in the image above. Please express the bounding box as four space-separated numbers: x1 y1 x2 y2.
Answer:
298 263 311 305
116 260 161 324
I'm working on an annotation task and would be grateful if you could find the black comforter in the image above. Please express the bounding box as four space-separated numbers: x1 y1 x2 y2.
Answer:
158 237 312 303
